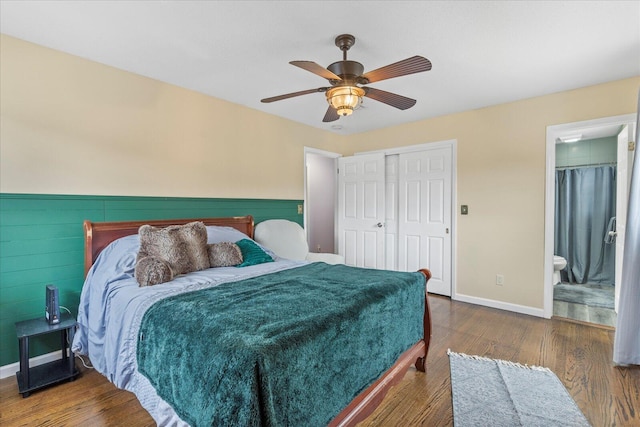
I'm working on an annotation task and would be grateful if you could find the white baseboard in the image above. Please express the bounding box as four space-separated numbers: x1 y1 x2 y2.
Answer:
452 293 546 318
0 350 62 380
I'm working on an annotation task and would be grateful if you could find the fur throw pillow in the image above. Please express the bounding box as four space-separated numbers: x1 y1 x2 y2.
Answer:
135 256 173 287
208 242 243 267
134 221 209 286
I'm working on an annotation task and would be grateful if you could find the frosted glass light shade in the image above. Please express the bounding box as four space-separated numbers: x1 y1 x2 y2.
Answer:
326 86 365 116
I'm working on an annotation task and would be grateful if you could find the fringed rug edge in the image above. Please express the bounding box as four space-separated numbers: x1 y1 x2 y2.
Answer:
447 349 552 373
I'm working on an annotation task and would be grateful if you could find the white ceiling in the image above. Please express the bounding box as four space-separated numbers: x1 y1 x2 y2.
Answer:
1 1 639 135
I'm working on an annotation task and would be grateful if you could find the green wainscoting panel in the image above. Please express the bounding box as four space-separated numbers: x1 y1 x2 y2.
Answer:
0 193 303 367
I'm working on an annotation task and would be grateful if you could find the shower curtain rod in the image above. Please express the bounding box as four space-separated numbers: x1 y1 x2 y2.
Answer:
556 161 617 170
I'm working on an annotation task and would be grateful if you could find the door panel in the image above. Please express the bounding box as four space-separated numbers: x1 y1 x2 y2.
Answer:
405 235 421 271
428 236 444 281
338 153 386 268
363 231 380 268
428 180 444 222
398 147 452 296
364 182 379 218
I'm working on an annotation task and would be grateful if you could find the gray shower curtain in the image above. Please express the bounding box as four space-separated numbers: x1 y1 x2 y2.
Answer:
613 90 640 366
555 165 616 284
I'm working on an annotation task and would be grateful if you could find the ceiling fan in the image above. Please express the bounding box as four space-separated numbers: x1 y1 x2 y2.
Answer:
261 34 432 122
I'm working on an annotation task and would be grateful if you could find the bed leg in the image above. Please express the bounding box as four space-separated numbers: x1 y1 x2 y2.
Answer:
415 356 426 372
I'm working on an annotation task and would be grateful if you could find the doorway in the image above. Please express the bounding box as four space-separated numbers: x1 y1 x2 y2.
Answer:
304 147 341 254
544 114 636 326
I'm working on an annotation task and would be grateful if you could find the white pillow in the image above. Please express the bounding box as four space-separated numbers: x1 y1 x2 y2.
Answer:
254 220 309 261
206 226 278 258
206 226 250 243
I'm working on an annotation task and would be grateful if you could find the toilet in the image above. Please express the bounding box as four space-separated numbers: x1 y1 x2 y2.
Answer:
553 255 567 285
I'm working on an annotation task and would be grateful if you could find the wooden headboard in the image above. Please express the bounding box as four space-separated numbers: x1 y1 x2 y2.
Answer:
83 215 254 276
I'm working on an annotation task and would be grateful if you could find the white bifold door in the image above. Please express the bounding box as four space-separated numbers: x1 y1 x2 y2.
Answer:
396 148 452 296
337 153 386 269
338 146 453 296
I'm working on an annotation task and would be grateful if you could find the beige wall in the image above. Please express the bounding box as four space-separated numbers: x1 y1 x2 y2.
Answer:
346 77 640 308
2 34 638 311
0 35 342 199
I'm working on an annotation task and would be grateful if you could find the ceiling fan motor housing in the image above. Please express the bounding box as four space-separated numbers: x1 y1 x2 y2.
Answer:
327 60 366 85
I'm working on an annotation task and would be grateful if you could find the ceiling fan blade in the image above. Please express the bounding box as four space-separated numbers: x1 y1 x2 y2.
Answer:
361 56 432 84
363 87 417 110
322 106 340 123
290 61 342 81
261 87 328 103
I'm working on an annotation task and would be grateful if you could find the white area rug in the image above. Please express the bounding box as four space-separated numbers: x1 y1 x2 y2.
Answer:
448 350 591 426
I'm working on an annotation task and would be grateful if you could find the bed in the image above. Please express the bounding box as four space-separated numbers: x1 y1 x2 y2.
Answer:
73 215 432 426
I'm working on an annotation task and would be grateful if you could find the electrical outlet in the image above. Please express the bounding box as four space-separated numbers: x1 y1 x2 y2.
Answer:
297 204 303 214
496 274 504 286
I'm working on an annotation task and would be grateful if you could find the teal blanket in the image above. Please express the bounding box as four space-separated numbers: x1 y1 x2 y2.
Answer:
137 263 425 426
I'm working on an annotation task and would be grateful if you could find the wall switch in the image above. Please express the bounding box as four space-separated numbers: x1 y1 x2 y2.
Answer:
461 205 468 215
496 274 504 286
297 204 303 214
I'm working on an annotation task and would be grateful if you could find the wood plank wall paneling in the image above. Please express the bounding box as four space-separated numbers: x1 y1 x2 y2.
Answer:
0 193 303 367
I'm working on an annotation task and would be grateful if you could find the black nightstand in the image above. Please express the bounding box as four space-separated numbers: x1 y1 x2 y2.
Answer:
15 312 79 397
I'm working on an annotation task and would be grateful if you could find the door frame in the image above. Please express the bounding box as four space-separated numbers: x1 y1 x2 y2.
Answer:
356 139 458 298
544 114 636 318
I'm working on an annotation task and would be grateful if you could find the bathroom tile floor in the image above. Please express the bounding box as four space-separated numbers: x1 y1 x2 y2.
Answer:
553 282 616 327
553 300 617 327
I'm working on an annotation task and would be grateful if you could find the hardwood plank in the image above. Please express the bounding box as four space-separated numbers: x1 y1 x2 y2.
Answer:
0 296 637 426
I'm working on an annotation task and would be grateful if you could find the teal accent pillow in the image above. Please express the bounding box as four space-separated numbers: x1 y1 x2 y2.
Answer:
235 239 274 267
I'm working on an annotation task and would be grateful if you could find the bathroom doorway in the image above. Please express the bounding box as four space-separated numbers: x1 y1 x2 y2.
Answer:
544 114 636 327
553 136 617 326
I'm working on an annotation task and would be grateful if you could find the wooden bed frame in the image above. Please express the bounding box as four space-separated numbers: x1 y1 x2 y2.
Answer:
82 215 432 427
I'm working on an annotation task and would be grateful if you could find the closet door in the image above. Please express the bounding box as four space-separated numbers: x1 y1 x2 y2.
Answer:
398 147 452 296
337 153 386 268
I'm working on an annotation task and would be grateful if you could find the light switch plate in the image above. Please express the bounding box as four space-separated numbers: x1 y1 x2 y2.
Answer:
461 205 469 215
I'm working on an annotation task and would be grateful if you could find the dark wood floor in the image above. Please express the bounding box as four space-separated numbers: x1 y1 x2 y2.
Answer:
1 296 638 426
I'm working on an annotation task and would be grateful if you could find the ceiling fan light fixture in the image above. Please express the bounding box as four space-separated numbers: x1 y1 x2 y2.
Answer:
326 86 365 117
262 34 431 122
